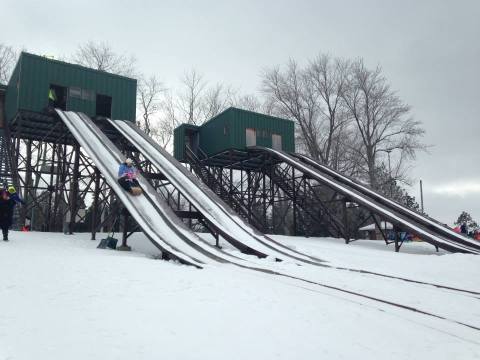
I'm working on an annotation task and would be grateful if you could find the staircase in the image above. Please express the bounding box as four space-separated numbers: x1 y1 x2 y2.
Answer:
0 130 13 186
184 146 265 231
268 166 344 237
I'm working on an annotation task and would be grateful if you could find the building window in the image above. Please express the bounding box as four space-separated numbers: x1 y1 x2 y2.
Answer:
272 133 282 150
69 87 82 99
246 128 256 147
69 87 94 101
96 94 112 118
49 84 67 110
82 89 95 101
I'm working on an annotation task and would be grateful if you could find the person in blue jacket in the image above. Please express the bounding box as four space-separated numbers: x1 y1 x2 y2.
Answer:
0 187 25 241
7 186 25 205
118 158 140 193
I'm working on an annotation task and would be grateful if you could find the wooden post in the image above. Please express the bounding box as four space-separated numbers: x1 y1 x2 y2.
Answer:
21 140 32 227
343 199 350 244
118 209 131 251
262 172 267 232
68 144 80 234
46 143 56 232
394 226 400 252
247 170 252 224
420 179 424 213
292 167 297 236
90 167 100 240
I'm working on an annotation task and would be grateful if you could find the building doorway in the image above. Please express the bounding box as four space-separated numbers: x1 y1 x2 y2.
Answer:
48 84 67 110
96 94 112 118
272 133 282 150
246 128 256 147
185 129 199 153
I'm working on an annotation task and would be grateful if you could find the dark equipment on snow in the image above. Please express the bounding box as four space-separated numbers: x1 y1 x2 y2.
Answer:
97 215 119 250
97 236 118 250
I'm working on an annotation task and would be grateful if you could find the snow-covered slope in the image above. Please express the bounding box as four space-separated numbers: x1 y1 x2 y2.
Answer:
0 232 478 360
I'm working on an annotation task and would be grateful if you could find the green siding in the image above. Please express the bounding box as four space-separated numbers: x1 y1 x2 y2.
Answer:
0 85 6 127
5 52 137 123
173 126 185 161
229 108 295 152
174 107 295 160
173 123 199 161
199 109 233 155
5 59 21 124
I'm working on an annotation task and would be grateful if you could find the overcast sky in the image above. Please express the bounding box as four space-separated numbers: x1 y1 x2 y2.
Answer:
4 0 480 225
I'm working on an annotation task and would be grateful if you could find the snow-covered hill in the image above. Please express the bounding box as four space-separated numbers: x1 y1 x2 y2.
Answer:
0 232 478 360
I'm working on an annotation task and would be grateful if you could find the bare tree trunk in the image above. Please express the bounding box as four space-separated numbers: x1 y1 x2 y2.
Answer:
342 59 425 189
72 41 137 77
137 75 164 136
261 56 358 176
0 44 17 84
179 69 206 125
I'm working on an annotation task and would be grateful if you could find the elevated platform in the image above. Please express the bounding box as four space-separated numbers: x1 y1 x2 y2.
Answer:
10 110 136 152
193 147 281 171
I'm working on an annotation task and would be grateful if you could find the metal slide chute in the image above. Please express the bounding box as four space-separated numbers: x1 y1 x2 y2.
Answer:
254 147 480 254
291 152 480 251
108 119 327 265
56 110 243 268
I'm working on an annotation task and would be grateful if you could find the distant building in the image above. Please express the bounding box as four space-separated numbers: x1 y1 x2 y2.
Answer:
359 221 393 240
173 107 295 162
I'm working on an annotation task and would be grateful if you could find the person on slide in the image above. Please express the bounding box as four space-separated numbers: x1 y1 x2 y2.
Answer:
118 158 141 195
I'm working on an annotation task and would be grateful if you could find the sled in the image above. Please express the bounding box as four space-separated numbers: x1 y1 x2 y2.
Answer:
130 186 143 196
97 236 118 250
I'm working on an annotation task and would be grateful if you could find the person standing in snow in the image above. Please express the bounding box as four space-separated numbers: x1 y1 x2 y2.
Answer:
118 158 140 194
0 188 24 241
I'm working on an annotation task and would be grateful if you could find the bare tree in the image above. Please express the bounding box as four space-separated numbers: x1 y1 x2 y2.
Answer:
342 59 425 188
0 44 17 84
152 91 181 149
262 57 359 175
262 60 321 159
177 69 206 125
306 55 352 169
150 117 176 149
137 75 164 136
234 94 261 112
231 93 277 115
72 41 136 77
161 91 179 127
174 70 240 124
202 83 236 120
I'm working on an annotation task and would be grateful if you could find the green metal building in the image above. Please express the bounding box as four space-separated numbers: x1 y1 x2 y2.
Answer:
0 84 7 128
173 123 200 162
174 107 295 161
5 52 137 125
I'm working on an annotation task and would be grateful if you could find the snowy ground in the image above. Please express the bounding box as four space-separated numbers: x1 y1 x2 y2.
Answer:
0 231 479 360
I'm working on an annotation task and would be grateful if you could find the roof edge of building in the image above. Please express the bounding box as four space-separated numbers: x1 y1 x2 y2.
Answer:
19 51 138 83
